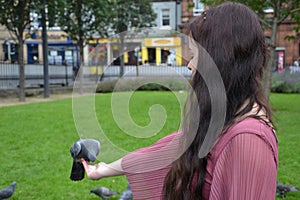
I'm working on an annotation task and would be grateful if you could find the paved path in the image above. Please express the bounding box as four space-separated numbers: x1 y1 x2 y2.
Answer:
0 93 73 107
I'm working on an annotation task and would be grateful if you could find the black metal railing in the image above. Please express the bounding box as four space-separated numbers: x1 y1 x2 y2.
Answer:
0 63 192 89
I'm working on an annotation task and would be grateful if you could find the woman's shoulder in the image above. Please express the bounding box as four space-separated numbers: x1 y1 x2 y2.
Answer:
224 117 276 140
209 117 278 162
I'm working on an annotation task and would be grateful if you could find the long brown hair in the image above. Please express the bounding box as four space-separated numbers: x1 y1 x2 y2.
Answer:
163 2 272 199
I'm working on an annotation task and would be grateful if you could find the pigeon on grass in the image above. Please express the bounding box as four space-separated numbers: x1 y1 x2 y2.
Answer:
91 186 119 200
119 184 133 200
70 138 100 181
276 182 299 199
0 182 17 200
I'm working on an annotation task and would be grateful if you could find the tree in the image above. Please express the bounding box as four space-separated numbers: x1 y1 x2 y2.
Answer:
55 0 112 91
0 0 35 102
201 0 300 99
109 0 157 77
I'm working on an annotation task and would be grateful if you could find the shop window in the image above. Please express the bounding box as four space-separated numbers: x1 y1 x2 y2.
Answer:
88 44 108 66
48 49 63 65
147 48 156 64
161 49 170 64
27 44 39 64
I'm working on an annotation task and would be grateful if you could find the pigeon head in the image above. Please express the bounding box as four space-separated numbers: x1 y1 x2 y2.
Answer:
70 140 81 158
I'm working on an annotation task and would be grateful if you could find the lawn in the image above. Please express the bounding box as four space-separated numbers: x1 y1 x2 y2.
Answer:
270 94 300 200
0 91 299 199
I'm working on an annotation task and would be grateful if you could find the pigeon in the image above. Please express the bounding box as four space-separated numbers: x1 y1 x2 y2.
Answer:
119 184 133 200
276 182 299 199
70 138 100 181
0 182 17 200
91 186 119 200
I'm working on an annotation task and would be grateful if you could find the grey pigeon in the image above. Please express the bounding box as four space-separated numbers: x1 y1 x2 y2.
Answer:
70 138 100 181
0 182 17 200
119 184 133 200
276 182 299 199
91 186 119 200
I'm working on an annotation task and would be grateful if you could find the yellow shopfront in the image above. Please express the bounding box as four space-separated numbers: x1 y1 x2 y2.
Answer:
142 37 182 66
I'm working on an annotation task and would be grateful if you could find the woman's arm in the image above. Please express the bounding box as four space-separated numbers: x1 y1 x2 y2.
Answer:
80 130 182 181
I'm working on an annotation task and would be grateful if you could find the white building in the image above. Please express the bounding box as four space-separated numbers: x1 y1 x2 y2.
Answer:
151 0 182 31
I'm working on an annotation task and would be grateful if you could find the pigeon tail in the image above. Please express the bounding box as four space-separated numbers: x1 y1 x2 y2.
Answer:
290 186 299 192
70 161 85 181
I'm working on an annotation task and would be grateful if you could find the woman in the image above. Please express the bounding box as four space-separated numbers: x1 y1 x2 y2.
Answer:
80 2 278 199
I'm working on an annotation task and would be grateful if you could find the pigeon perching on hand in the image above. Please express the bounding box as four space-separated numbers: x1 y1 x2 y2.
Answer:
70 138 100 181
91 186 119 200
0 181 17 200
276 182 299 199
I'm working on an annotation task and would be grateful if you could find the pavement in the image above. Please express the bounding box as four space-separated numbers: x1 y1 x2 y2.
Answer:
0 93 74 107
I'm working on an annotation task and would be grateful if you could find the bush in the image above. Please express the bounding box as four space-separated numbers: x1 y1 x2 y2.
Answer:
96 77 191 93
271 70 300 93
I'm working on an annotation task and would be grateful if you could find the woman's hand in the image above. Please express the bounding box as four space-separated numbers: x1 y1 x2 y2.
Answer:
79 159 106 180
79 158 124 180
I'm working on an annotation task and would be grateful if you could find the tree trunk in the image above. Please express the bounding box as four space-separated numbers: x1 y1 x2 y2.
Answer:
78 40 84 94
18 36 25 102
119 34 125 78
76 0 84 94
263 18 278 100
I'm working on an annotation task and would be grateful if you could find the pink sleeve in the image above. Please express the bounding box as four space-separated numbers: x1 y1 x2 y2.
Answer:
121 131 181 200
209 133 277 200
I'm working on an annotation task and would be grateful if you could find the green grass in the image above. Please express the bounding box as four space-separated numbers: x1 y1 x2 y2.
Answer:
0 91 184 199
270 94 300 200
0 91 299 199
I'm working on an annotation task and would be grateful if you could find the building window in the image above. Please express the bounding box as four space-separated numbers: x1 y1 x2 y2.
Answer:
162 9 170 26
193 0 205 16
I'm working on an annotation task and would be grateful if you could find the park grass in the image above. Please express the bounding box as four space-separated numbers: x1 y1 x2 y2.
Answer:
0 91 299 199
270 94 300 200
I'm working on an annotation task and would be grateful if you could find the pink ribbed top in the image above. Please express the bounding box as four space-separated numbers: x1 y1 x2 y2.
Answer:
121 118 278 200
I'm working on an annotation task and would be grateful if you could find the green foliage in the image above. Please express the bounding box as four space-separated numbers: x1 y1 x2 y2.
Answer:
55 0 112 41
0 0 32 37
110 0 157 33
199 0 300 99
53 0 113 65
271 71 300 93
96 78 190 93
0 92 299 199
0 0 39 101
201 0 300 31
54 0 156 41
272 80 294 93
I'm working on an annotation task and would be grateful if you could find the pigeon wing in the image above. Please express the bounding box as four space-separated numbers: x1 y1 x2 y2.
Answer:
91 187 118 199
119 190 133 200
119 184 133 200
80 139 100 162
